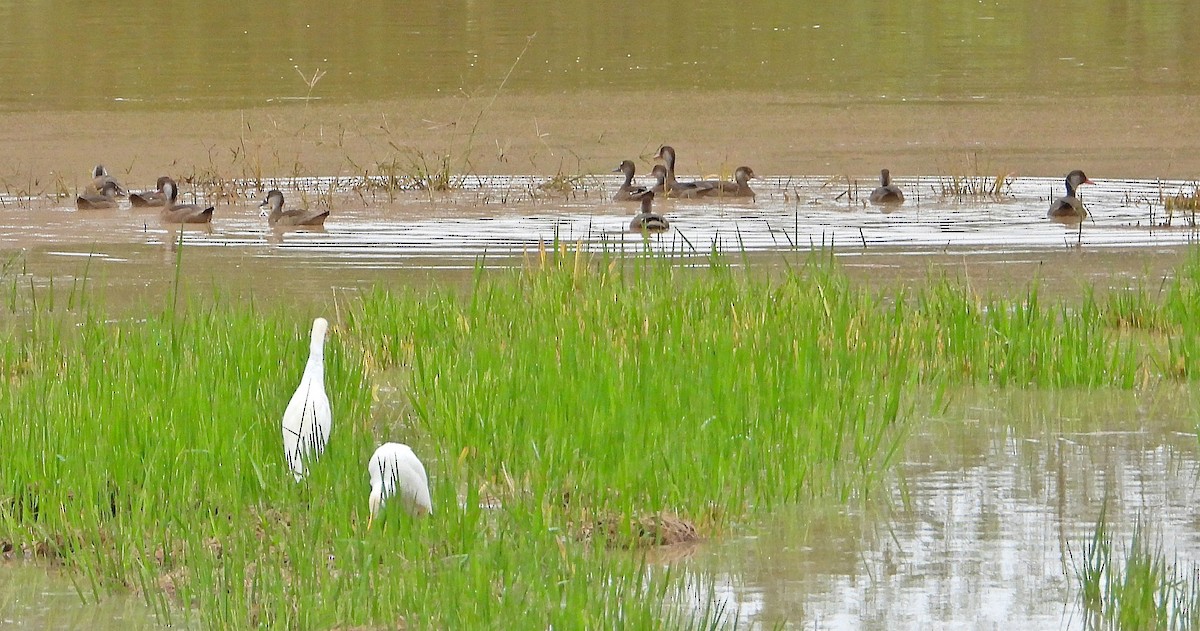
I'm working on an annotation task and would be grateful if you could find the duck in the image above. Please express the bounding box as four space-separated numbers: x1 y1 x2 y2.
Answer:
1047 170 1094 223
159 178 214 224
90 164 125 196
649 165 669 195
653 145 717 198
259 190 330 227
75 180 123 209
648 163 710 199
612 160 651 202
700 166 758 199
628 191 669 233
129 176 171 208
869 169 905 204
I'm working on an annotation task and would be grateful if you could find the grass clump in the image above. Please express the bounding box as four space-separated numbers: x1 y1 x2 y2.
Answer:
1075 510 1200 630
1162 186 1200 227
932 154 1014 199
936 172 1013 198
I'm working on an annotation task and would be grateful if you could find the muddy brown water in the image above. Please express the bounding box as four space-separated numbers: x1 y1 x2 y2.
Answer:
5 1 1200 626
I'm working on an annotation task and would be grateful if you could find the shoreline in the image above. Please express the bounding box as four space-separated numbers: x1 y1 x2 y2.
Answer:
0 92 1196 193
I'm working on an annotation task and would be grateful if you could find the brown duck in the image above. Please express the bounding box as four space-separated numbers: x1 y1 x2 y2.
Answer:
698 166 758 199
90 164 126 196
159 178 214 224
259 190 330 227
612 160 651 202
1047 170 1094 223
628 191 669 233
653 145 717 198
76 180 122 209
868 169 905 204
129 176 172 207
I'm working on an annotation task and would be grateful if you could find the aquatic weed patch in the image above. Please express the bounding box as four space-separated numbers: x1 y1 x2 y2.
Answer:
1074 510 1200 630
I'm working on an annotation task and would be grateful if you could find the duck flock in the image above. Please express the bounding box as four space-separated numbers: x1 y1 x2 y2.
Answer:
74 145 1095 234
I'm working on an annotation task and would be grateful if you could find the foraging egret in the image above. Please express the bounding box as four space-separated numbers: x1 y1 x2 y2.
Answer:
282 317 332 481
368 443 432 528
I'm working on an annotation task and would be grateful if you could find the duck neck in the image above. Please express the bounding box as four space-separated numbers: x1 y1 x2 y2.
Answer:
622 169 634 188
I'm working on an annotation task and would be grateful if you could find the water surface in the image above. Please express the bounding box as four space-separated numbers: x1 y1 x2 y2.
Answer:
3 1 1200 110
0 563 166 630
687 387 1200 629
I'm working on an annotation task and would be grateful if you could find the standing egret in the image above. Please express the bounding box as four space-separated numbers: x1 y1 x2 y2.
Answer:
368 443 432 528
282 317 332 481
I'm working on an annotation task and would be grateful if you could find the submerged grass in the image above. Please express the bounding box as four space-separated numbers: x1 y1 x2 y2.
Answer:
2 247 1200 627
1074 508 1200 630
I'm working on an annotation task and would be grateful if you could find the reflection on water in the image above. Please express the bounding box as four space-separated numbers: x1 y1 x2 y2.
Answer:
1 1 1199 109
0 563 166 630
688 388 1200 629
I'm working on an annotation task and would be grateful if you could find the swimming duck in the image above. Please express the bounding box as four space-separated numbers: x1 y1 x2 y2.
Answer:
869 169 905 204
653 145 717 198
129 176 171 207
612 160 651 202
259 190 330 227
90 164 125 196
648 163 710 199
1047 170 1094 223
75 180 123 209
628 191 669 233
700 166 758 199
159 178 214 224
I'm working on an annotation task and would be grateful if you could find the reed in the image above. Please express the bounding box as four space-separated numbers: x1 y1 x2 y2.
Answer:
1074 509 1200 630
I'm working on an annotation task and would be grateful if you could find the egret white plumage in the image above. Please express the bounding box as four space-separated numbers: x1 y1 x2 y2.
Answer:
368 442 432 528
281 317 332 481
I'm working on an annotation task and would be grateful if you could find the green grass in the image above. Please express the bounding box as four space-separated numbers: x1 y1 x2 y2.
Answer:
1 248 1200 628
1075 507 1200 630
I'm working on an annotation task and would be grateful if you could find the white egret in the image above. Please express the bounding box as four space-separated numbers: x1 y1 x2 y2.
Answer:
368 442 432 528
282 317 332 481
